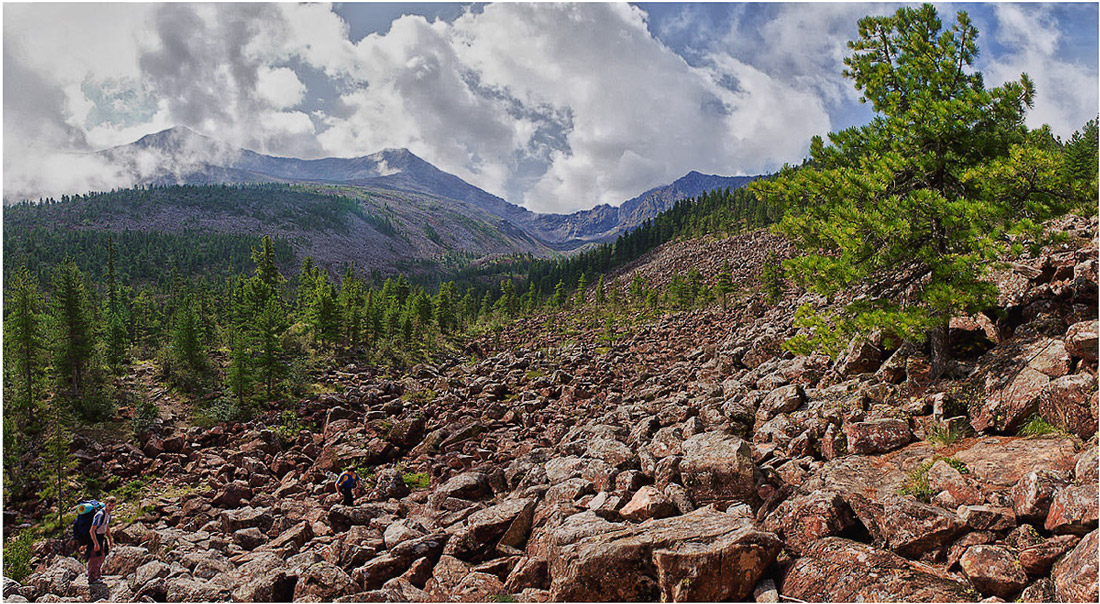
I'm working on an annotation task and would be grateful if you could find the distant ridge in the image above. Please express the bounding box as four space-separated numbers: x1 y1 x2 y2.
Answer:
98 126 758 249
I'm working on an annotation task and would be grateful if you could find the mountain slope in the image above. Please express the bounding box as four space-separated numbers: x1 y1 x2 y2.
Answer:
98 128 757 249
522 171 757 246
102 127 535 228
3 183 551 282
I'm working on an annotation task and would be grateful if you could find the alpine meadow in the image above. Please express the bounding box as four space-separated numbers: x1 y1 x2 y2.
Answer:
2 3 1098 603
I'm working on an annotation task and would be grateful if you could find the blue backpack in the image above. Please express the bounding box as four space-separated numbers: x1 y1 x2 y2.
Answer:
72 500 104 545
336 472 358 491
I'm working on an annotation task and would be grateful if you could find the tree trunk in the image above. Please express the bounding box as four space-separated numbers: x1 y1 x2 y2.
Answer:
929 323 951 380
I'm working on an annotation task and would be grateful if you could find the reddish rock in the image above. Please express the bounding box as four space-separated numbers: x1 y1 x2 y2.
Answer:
1013 469 1070 523
293 561 355 601
877 496 966 557
782 537 976 602
548 508 780 602
1065 320 1099 360
927 460 983 506
679 431 756 508
585 438 636 470
763 491 855 555
444 498 537 561
1044 482 1099 535
1077 446 1098 483
973 368 1049 433
1052 529 1098 602
449 571 506 602
504 557 549 593
959 545 1029 599
1026 338 1073 378
619 486 676 522
837 336 883 376
1020 578 1055 602
1019 534 1080 576
1039 374 1098 438
211 480 252 508
952 436 1077 488
844 418 912 455
757 384 805 422
435 471 492 501
957 505 1016 531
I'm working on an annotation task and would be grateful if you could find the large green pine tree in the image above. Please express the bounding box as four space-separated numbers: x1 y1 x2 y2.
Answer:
752 3 1077 374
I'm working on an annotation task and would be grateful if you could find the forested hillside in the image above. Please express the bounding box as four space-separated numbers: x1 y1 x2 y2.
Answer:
3 183 550 286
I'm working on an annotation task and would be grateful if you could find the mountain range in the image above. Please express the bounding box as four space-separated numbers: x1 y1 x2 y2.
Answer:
101 127 757 248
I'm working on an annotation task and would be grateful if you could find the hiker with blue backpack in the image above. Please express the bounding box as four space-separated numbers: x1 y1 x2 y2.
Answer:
335 468 360 506
73 497 116 584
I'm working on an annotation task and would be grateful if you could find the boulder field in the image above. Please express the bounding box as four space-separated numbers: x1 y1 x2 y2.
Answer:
5 216 1098 602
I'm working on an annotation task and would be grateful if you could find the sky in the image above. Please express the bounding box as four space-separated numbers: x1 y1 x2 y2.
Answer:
3 2 1098 213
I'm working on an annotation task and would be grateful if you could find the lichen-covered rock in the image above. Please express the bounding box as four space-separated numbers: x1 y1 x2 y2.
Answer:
619 486 676 522
959 545 1028 599
293 561 356 602
1012 469 1069 523
1044 482 1099 535
781 537 977 602
1019 534 1080 576
548 508 780 602
1039 374 1098 438
1052 529 1098 603
877 495 966 557
973 368 1049 433
679 432 756 507
1065 320 1099 360
763 491 854 555
844 419 912 455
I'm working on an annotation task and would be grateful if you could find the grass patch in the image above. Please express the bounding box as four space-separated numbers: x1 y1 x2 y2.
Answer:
489 596 517 603
111 478 148 500
402 472 430 490
525 369 547 380
927 421 968 446
1018 414 1064 437
897 456 970 500
943 457 970 474
401 389 437 405
897 459 936 500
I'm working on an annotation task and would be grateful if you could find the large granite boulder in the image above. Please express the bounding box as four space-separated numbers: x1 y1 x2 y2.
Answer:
548 508 780 602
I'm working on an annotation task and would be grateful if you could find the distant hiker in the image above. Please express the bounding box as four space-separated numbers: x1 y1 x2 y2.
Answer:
335 468 360 506
86 497 116 584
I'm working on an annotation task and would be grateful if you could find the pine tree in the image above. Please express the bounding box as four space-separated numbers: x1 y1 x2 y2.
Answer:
434 282 456 333
715 261 733 309
551 280 566 308
224 326 253 409
752 4 1075 375
595 275 606 306
5 266 46 422
254 297 288 401
311 278 340 348
50 259 95 403
171 295 206 379
251 236 285 292
575 272 588 306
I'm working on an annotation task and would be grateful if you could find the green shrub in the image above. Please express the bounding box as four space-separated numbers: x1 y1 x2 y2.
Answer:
131 398 159 435
276 410 304 443
1018 414 1062 437
897 459 935 500
402 472 430 490
927 421 968 446
111 478 147 500
3 531 35 582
